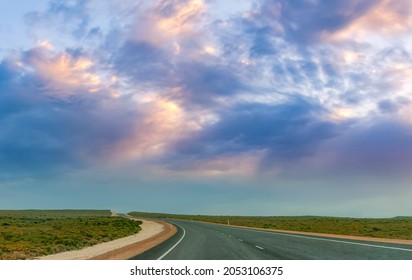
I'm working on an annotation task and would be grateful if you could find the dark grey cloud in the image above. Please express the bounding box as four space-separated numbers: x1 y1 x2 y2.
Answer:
113 41 248 107
0 60 14 83
0 60 45 117
277 0 376 44
177 62 248 104
329 120 412 175
378 99 400 114
171 97 339 166
166 90 412 178
113 41 174 86
0 57 138 177
249 27 278 57
233 0 378 65
280 0 376 44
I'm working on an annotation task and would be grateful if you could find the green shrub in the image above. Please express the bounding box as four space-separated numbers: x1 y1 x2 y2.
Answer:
0 210 142 260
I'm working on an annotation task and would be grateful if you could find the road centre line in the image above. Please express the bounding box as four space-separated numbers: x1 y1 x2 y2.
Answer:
230 226 412 253
157 224 186 260
255 245 264 250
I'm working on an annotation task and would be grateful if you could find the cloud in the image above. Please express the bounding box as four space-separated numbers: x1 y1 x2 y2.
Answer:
111 0 248 107
129 0 206 45
238 0 412 47
113 41 174 86
326 119 412 176
377 98 409 114
239 0 376 46
177 61 248 105
169 97 339 172
25 0 91 39
330 0 412 41
22 43 104 96
101 0 412 181
0 48 139 177
112 96 200 162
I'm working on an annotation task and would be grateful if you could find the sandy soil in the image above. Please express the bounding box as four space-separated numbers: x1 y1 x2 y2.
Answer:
37 218 176 260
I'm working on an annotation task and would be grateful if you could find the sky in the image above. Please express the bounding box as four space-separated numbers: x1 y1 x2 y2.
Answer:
1 0 412 217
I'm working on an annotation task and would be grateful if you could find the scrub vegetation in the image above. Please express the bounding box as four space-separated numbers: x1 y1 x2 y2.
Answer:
129 212 412 240
0 210 141 260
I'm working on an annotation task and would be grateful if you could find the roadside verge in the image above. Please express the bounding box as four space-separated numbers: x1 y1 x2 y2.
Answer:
181 219 412 245
231 224 412 245
37 218 176 260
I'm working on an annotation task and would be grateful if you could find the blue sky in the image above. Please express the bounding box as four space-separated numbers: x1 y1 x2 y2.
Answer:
1 0 412 217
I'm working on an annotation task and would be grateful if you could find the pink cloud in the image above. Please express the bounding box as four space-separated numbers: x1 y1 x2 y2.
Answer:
328 0 412 41
130 0 206 46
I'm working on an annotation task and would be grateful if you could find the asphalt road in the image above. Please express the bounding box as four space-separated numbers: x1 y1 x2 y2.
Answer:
131 219 412 260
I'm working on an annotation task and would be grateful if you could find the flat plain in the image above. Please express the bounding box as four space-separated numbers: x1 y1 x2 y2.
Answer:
0 210 142 260
129 212 412 240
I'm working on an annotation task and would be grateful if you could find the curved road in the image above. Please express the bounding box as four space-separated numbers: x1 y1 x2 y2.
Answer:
131 219 412 260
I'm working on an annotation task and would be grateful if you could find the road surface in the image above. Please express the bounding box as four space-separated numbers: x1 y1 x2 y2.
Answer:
130 219 412 260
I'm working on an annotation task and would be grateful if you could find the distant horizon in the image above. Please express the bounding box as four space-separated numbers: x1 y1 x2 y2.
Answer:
1 209 411 219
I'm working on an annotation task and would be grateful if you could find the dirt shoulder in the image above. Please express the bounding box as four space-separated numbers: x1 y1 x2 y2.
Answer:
37 218 176 260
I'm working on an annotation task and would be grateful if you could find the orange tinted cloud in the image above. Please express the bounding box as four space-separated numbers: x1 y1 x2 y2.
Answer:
25 43 102 95
114 96 200 160
22 43 127 98
132 0 205 45
329 0 412 41
186 152 264 178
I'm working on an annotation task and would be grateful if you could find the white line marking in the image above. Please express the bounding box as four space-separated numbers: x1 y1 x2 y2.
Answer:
255 245 264 250
231 227 412 253
238 239 243 242
157 224 186 260
228 235 232 238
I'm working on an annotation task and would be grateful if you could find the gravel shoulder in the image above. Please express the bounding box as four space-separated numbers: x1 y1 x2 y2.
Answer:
37 218 176 260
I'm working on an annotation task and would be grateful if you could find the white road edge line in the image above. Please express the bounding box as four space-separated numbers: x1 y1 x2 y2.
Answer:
255 245 264 250
157 224 186 260
234 227 412 252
